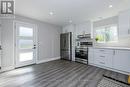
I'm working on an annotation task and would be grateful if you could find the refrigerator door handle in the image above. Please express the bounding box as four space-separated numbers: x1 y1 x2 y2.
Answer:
64 39 66 48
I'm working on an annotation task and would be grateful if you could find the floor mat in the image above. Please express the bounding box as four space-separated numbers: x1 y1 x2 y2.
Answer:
97 77 130 87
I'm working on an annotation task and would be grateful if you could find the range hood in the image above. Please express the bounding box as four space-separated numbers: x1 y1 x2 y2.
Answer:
77 34 91 39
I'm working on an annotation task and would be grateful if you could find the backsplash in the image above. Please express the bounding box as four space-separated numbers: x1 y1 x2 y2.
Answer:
94 36 130 48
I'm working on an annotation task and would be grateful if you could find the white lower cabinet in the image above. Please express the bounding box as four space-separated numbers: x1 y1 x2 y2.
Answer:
94 53 106 66
113 50 130 73
89 48 130 75
105 54 113 68
0 55 1 68
93 49 113 68
88 48 94 64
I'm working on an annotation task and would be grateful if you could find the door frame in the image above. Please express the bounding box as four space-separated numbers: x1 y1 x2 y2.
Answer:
13 21 38 68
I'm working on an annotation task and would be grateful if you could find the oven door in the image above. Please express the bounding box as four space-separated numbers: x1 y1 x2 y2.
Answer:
75 50 88 60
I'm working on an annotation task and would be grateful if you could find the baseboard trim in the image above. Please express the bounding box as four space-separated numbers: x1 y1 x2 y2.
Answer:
36 57 61 64
1 66 15 72
0 57 60 72
89 63 130 75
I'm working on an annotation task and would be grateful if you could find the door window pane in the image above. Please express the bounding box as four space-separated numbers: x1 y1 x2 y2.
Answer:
19 40 33 49
19 27 33 37
19 52 33 62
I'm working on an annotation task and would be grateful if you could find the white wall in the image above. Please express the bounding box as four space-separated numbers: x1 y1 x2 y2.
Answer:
93 16 118 28
1 15 61 71
1 19 14 70
93 16 130 47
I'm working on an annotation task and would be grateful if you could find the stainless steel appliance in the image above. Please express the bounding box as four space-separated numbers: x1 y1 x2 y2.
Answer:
77 34 91 39
75 42 93 64
60 32 72 60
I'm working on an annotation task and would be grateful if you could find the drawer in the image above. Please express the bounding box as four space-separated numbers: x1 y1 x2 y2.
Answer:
94 53 106 66
94 48 113 54
94 52 113 68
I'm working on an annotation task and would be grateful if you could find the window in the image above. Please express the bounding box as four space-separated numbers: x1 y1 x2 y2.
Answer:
19 27 33 37
95 25 118 43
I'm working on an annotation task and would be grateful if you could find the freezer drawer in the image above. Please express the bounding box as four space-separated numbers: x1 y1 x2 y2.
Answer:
61 51 71 60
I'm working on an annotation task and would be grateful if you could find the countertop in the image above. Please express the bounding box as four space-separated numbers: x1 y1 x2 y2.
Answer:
89 46 130 50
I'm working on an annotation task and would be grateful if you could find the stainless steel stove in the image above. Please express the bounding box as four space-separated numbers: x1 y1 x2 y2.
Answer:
75 42 93 64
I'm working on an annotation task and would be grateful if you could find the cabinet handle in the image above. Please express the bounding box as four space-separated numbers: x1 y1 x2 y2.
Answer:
100 50 104 52
99 62 105 64
113 50 115 55
100 56 105 57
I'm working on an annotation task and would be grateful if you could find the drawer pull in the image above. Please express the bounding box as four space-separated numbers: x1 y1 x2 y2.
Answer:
100 50 104 51
99 62 105 64
100 56 105 57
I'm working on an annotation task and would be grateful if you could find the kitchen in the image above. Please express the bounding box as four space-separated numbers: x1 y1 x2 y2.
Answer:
61 9 130 85
0 0 130 87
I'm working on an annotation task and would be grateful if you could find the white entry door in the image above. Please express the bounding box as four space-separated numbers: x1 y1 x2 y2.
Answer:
15 22 37 68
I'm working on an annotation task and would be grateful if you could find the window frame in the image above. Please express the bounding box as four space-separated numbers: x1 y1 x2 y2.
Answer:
94 24 118 43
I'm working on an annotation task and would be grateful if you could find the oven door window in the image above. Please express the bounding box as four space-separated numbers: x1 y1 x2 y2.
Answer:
75 50 88 59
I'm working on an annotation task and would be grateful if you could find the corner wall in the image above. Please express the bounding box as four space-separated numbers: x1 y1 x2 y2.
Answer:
1 15 61 71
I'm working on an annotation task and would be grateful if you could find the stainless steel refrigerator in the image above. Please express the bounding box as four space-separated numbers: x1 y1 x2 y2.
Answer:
60 32 72 60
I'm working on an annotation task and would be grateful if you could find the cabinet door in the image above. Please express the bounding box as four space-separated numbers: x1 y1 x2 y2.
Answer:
94 53 106 66
75 24 84 36
75 21 92 36
106 54 113 68
119 10 130 37
93 49 113 68
62 25 75 33
114 50 130 73
88 48 94 64
0 24 1 67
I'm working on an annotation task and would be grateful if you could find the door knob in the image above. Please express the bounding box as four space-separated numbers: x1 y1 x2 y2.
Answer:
33 47 36 49
33 45 36 49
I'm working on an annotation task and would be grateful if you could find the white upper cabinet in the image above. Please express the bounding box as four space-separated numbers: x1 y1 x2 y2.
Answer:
75 21 92 37
118 10 130 37
62 21 93 38
0 23 1 67
62 24 75 33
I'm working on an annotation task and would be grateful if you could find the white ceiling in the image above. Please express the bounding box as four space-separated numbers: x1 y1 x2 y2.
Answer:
15 0 130 26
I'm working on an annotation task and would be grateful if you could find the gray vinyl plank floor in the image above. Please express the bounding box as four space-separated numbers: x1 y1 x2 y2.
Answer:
0 59 128 87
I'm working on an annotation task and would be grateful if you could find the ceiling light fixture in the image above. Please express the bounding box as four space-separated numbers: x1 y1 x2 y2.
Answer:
109 5 113 8
49 12 54 16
